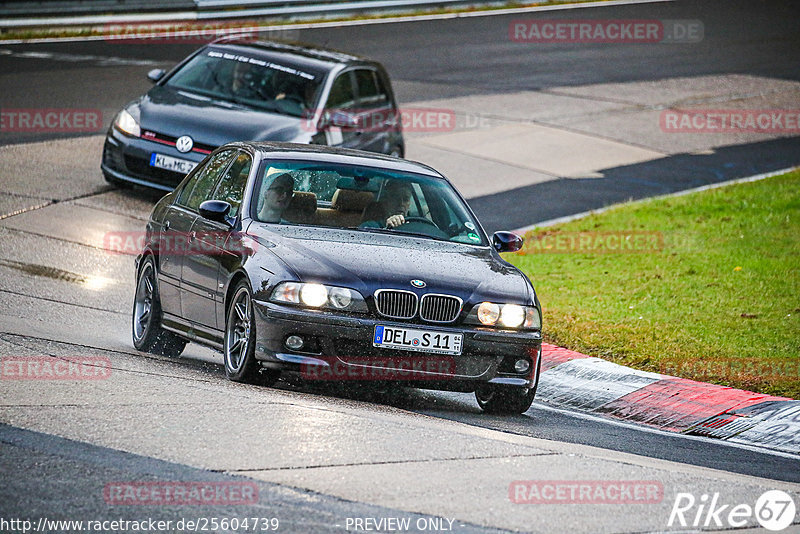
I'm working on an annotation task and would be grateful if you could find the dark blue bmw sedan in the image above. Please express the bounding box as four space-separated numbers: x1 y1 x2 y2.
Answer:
132 142 542 414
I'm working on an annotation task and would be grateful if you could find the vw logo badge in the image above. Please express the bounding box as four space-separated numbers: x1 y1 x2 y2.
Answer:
175 135 194 153
410 279 426 288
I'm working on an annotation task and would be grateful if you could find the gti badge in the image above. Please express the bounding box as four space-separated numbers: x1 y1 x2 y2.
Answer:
410 279 426 288
175 135 194 153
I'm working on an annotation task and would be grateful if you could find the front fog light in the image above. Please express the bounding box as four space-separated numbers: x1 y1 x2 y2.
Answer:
285 335 304 350
477 302 500 325
500 304 525 328
514 359 531 374
300 283 327 307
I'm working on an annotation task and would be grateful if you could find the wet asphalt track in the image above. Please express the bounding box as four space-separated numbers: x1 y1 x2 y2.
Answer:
1 0 800 529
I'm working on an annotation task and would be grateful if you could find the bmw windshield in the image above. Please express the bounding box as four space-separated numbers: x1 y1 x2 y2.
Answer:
251 160 489 246
164 48 325 117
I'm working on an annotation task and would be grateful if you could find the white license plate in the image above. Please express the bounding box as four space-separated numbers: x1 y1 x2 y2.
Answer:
150 153 197 174
373 325 463 355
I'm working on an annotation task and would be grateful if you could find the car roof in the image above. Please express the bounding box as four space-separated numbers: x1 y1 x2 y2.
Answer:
233 142 444 179
208 39 374 72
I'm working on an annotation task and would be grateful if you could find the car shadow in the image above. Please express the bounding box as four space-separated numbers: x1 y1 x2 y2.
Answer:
274 375 487 415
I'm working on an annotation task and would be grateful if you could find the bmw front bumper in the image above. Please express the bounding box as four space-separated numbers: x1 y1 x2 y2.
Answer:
251 300 542 392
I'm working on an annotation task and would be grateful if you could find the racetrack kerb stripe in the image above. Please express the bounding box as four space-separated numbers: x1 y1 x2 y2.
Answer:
539 345 798 455
596 378 790 432
540 343 590 372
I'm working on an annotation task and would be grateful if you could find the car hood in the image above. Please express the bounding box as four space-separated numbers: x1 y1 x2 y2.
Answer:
134 85 307 147
247 224 533 305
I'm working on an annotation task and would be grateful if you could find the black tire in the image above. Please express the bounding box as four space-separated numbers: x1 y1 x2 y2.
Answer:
476 351 542 415
224 281 279 386
475 385 536 415
132 256 186 357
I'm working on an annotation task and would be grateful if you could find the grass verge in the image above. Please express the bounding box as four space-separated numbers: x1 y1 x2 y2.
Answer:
507 170 800 398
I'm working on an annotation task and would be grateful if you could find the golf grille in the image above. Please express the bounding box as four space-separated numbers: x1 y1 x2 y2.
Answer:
374 290 417 319
420 294 462 323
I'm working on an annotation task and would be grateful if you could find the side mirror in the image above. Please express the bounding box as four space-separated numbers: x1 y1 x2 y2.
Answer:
328 110 359 129
492 231 523 253
199 200 232 225
147 69 166 83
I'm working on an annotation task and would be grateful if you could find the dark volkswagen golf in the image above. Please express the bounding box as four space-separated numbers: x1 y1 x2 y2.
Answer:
102 39 404 191
132 143 542 414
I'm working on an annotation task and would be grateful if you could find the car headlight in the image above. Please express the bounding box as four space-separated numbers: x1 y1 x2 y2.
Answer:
300 283 327 307
466 302 541 330
270 282 367 313
114 109 140 137
477 302 500 325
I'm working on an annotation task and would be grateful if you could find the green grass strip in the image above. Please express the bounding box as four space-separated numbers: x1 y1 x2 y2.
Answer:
508 170 800 398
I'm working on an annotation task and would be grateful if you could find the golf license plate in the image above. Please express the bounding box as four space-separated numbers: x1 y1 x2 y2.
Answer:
373 325 463 355
150 153 197 174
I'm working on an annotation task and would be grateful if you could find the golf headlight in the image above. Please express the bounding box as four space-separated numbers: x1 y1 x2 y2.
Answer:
466 302 541 330
114 109 140 137
270 282 367 313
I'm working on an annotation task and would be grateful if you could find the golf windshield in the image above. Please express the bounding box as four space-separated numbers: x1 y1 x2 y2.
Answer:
165 49 324 117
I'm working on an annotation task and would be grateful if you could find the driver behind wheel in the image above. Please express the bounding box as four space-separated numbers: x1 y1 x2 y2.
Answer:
360 180 413 229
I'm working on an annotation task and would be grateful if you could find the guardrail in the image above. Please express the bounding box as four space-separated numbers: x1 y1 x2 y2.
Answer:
0 0 508 28
0 0 196 16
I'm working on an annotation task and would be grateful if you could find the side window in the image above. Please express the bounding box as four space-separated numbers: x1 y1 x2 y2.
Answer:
210 151 251 218
355 69 387 108
325 72 355 110
178 150 236 210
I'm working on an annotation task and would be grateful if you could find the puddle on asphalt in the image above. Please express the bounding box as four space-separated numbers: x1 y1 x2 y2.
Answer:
0 258 114 290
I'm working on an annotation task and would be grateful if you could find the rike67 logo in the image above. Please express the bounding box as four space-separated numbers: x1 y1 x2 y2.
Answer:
668 490 797 531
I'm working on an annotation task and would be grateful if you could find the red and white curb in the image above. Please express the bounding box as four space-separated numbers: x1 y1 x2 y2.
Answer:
538 344 800 455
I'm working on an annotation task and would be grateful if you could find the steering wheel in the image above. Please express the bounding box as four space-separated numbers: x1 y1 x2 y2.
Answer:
395 217 449 239
398 216 440 229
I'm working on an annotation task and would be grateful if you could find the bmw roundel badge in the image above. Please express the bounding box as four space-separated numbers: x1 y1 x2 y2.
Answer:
410 279 426 288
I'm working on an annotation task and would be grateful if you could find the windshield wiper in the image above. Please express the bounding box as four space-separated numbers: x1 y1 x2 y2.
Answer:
354 226 448 242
